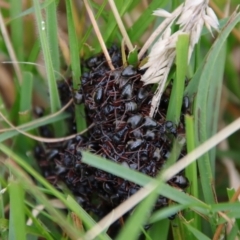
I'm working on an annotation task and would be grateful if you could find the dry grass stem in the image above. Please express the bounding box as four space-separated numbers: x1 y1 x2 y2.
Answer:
0 99 73 133
83 0 114 70
0 110 95 143
0 10 22 83
84 117 240 240
108 0 134 51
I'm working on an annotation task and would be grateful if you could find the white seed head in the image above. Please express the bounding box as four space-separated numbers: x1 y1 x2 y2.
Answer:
153 9 172 18
206 7 219 27
141 0 218 117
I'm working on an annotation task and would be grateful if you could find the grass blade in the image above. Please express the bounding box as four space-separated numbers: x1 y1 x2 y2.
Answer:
116 189 158 240
193 10 240 206
0 144 111 240
9 179 26 240
149 204 189 224
9 0 23 61
8 0 56 23
25 208 54 240
117 142 185 240
32 0 61 113
184 223 211 240
14 72 35 153
81 152 208 214
167 34 189 124
184 115 200 232
46 0 60 74
0 172 7 240
128 0 168 42
149 219 170 240
8 166 82 240
32 0 67 137
65 0 87 132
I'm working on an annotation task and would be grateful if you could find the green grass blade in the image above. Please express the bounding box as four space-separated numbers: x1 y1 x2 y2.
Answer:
210 202 240 214
148 219 170 240
0 144 111 239
116 192 158 240
9 0 23 61
0 172 7 240
9 178 26 240
8 0 56 23
81 152 209 214
14 72 35 153
112 145 182 240
185 11 240 98
25 207 55 240
206 45 226 172
183 223 211 240
184 115 200 232
0 95 9 128
225 53 240 99
227 188 236 200
19 72 33 124
196 11 240 205
25 40 40 72
46 0 60 74
167 34 189 124
65 0 87 132
185 115 198 198
127 47 138 67
9 170 82 239
171 217 185 240
32 0 66 136
128 0 168 42
149 204 189 223
65 0 80 88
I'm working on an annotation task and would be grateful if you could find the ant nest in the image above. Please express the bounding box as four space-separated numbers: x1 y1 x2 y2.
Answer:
35 45 190 232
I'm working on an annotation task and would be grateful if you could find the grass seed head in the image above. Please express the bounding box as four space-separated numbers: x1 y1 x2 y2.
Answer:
141 0 219 117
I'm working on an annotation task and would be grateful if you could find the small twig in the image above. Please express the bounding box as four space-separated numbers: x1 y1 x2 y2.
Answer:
108 0 134 52
0 10 22 82
83 0 115 70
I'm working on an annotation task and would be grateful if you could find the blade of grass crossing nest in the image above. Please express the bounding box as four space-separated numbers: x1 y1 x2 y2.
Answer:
83 0 114 70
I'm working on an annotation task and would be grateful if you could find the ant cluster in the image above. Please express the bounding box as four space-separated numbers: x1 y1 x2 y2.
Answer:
35 45 190 231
